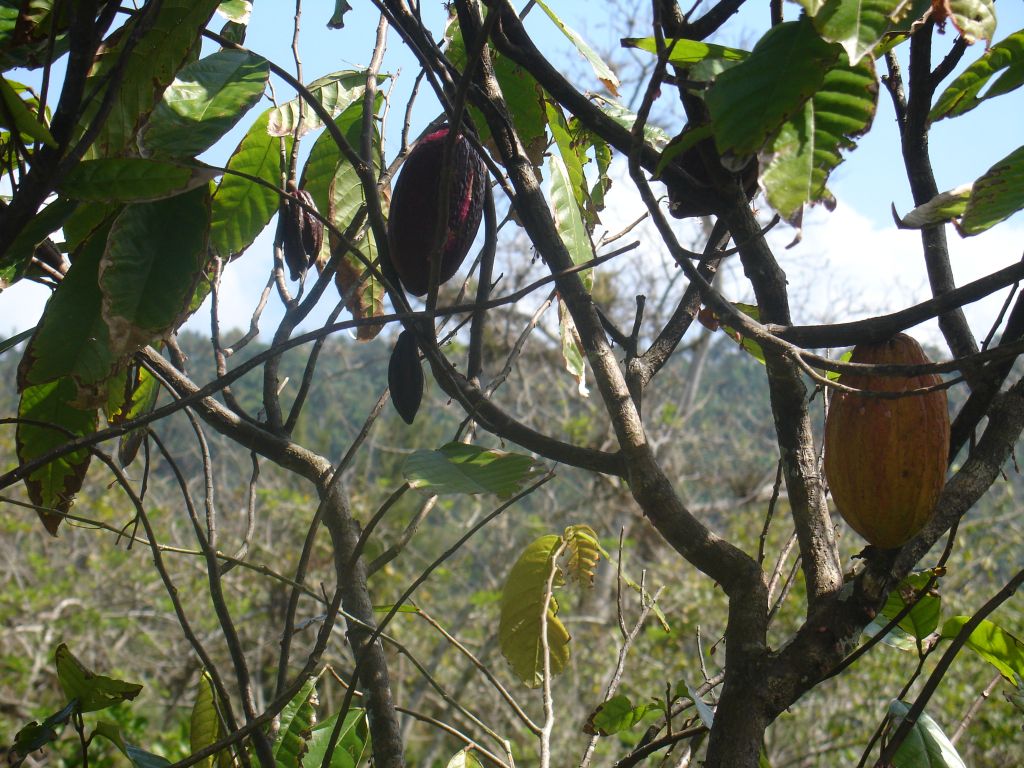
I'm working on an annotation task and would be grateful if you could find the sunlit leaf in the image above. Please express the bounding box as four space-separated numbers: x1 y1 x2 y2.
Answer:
621 37 748 64
267 71 377 138
142 49 269 158
301 709 370 768
930 31 1024 121
445 749 484 768
887 700 966 768
210 107 291 259
584 694 654 736
894 184 972 229
812 0 906 64
946 0 996 47
274 676 317 768
0 74 55 146
940 616 1024 682
960 145 1024 234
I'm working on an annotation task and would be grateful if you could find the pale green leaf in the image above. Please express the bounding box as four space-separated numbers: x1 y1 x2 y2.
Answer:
0 74 55 146
887 700 967 768
446 749 484 768
894 184 972 229
267 71 377 138
620 37 748 64
403 443 543 498
584 694 654 736
948 0 997 47
498 534 570 688
812 0 906 64
940 616 1024 682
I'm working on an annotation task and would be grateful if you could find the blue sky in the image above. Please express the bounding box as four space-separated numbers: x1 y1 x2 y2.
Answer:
3 0 1023 343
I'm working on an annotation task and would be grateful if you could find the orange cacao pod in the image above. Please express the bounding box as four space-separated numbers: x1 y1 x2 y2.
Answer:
823 334 950 549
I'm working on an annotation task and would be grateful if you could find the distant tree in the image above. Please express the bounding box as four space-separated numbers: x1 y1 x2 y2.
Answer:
1 1 1023 767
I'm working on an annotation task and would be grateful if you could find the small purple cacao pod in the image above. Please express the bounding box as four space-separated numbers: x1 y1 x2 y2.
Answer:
388 329 424 424
276 187 323 280
387 126 487 296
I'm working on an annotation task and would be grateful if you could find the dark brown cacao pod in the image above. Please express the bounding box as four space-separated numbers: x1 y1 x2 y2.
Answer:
276 187 323 280
388 329 424 425
823 334 950 549
386 126 487 296
667 138 758 219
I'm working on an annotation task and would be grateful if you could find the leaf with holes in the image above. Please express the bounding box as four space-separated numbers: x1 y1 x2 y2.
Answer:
55 644 143 712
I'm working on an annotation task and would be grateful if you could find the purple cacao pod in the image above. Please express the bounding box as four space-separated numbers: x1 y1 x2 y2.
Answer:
276 187 323 280
387 126 487 296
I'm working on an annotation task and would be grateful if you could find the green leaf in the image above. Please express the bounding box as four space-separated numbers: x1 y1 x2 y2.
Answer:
15 379 97 536
210 106 291 259
940 617 1024 682
592 94 670 149
54 644 143 713
0 74 55 146
864 572 941 649
498 534 570 687
274 676 317 768
930 31 1024 121
17 223 114 401
533 0 620 95
812 0 906 64
99 185 211 359
267 71 376 138
189 671 231 768
887 700 967 768
707 18 841 156
445 749 484 768
403 443 544 498
9 701 76 763
584 694 654 736
216 0 251 24
545 100 587 213
80 0 222 158
947 0 997 47
960 145 1024 235
327 1 352 30
109 366 161 468
549 152 593 287
94 724 173 768
762 55 877 218
60 158 217 202
620 37 748 65
446 20 547 165
558 299 589 397
0 196 76 286
301 96 386 340
142 49 269 159
301 709 370 768
0 328 35 356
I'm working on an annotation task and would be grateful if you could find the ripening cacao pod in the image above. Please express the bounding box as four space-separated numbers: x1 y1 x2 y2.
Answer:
823 334 950 549
387 126 487 296
276 186 323 280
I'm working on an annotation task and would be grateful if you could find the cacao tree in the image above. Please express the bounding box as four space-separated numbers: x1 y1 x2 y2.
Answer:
1 1 1023 767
